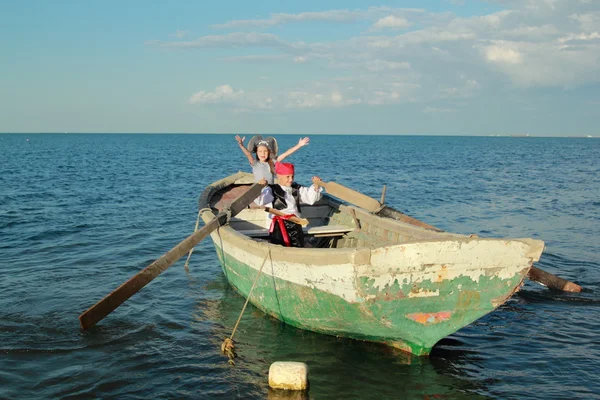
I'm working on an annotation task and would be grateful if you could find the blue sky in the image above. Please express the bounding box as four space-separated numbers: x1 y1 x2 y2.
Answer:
1 0 598 135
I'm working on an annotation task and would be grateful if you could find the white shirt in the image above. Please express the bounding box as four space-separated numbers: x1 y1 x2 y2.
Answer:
254 184 323 217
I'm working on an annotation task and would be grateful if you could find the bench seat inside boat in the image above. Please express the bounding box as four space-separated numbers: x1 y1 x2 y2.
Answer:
229 205 343 236
236 224 353 238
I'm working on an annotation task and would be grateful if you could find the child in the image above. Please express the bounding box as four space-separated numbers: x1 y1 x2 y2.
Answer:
254 162 323 247
235 135 310 184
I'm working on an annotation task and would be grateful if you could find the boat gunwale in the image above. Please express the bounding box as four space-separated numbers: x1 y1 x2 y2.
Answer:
198 171 444 241
198 172 544 261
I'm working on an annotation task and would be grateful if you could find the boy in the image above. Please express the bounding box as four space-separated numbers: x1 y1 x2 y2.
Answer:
255 162 322 247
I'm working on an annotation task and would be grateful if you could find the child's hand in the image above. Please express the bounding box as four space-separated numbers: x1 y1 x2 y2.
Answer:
311 176 322 186
298 137 310 147
235 135 246 145
258 178 268 186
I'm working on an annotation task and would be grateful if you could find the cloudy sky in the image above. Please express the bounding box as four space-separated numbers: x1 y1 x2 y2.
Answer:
1 0 598 135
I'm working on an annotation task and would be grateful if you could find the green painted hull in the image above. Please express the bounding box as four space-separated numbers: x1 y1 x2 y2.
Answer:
214 243 528 356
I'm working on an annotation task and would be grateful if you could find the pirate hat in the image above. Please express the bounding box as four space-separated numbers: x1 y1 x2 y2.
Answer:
247 135 278 157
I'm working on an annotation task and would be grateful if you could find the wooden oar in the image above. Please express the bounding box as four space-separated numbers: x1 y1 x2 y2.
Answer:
316 181 382 212
264 207 309 227
319 179 582 293
78 182 265 330
317 180 440 230
528 266 582 292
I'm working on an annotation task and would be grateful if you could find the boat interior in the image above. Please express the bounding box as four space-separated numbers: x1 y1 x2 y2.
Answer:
208 178 461 250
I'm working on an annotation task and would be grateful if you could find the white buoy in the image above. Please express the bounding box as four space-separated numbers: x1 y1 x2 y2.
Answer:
268 361 309 391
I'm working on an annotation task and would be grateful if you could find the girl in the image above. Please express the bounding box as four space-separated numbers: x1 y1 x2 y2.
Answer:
235 135 310 184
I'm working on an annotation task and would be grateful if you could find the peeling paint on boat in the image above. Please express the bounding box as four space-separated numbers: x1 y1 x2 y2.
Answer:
206 228 537 355
199 173 544 356
407 288 440 298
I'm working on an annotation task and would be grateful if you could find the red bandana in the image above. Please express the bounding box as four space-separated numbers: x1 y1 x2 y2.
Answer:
275 162 294 175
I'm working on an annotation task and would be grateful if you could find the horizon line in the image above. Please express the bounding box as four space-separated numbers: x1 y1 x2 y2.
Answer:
0 132 597 138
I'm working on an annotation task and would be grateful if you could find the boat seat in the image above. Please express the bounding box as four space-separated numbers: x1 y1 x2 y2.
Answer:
236 224 353 238
307 225 354 236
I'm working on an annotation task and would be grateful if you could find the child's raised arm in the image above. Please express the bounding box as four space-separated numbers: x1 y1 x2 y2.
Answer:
276 137 310 162
235 135 254 165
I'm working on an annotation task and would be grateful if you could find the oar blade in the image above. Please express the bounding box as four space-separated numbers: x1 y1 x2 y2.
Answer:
319 181 381 212
79 182 265 330
79 217 221 330
264 207 309 227
528 266 582 292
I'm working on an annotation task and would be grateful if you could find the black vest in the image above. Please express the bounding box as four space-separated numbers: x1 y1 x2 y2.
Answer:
270 183 302 213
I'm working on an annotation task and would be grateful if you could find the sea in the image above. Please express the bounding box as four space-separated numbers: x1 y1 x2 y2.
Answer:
1 133 599 399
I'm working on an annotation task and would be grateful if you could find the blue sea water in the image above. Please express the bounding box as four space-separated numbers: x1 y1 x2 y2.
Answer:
1 133 599 399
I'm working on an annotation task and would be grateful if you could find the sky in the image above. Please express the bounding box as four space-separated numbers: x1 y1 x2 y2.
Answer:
1 0 599 136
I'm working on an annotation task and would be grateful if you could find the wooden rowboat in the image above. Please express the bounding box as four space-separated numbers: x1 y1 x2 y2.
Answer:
199 172 544 356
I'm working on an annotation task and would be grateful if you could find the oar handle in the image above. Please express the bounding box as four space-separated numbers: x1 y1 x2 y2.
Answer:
315 181 329 191
264 207 309 227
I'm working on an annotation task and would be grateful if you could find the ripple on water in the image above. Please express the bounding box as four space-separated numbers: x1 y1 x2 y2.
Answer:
1 134 599 399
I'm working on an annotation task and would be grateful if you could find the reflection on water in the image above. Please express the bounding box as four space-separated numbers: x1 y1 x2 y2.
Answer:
194 274 490 399
267 388 310 400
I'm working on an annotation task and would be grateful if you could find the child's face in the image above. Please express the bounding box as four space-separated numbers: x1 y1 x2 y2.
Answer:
278 174 294 187
256 146 270 162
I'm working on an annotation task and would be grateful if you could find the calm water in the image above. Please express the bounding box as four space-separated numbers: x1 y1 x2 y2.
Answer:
1 134 599 399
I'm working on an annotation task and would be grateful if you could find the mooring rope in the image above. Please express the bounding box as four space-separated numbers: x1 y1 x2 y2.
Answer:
221 248 271 365
183 208 213 269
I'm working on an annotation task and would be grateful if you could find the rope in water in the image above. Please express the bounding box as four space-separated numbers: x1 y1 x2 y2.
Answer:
221 249 271 365
183 208 212 269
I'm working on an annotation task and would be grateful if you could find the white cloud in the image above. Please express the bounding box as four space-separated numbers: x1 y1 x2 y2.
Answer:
502 24 561 39
366 59 411 71
211 7 428 30
219 54 311 64
212 9 365 29
331 91 343 104
367 90 404 105
477 37 600 87
437 79 481 98
220 55 289 63
569 12 600 31
253 96 275 110
557 31 600 43
286 91 326 109
163 1 600 113
188 86 278 110
363 29 476 50
365 38 395 48
188 85 244 104
285 90 361 109
149 32 291 51
372 15 410 30
482 43 523 64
